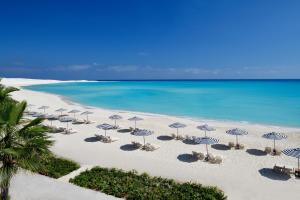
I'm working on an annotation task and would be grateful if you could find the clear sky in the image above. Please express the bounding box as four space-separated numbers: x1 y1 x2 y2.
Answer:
1 0 300 80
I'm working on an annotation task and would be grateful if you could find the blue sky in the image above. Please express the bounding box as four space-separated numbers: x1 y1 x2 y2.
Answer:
1 0 300 80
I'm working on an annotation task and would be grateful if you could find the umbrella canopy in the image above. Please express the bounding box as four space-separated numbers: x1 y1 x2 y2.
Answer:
128 116 143 129
194 137 219 155
226 128 248 144
169 122 186 137
81 111 93 121
32 112 46 118
68 109 81 118
59 116 74 129
56 108 67 116
131 129 153 145
97 123 114 136
197 124 216 137
282 148 300 170
38 106 49 113
46 114 58 126
262 132 287 150
109 115 122 126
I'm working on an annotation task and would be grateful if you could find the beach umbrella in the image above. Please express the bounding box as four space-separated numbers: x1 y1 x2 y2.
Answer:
194 137 219 156
109 115 122 126
26 104 35 112
128 116 143 129
97 123 114 136
282 148 300 171
132 129 153 145
38 106 49 113
59 116 74 130
81 111 93 122
169 122 186 138
56 108 67 116
262 132 287 150
46 114 58 126
226 128 248 145
197 124 216 137
68 109 80 118
32 112 46 118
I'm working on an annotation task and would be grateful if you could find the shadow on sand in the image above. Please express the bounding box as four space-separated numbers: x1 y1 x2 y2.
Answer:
211 144 231 151
182 139 197 145
246 149 267 156
117 129 132 133
120 144 139 151
258 168 291 181
177 154 198 163
84 136 99 142
157 135 173 141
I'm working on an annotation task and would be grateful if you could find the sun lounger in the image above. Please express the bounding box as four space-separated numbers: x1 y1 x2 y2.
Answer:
192 151 205 160
64 129 76 134
48 126 66 133
273 164 293 175
209 155 222 164
228 142 235 149
95 134 118 143
235 143 245 150
273 148 282 156
143 143 160 151
132 141 143 149
72 119 86 124
171 133 184 140
265 147 272 154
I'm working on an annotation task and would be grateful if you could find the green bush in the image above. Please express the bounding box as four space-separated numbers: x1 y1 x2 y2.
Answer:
26 155 80 179
70 167 226 200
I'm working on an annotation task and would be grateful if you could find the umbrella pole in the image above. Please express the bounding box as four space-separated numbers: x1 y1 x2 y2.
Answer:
298 157 299 171
205 130 207 137
115 120 117 127
50 120 52 126
87 114 89 122
177 128 179 138
105 130 106 136
67 122 69 130
236 135 238 145
134 121 136 129
143 136 145 146
273 139 276 150
206 144 209 156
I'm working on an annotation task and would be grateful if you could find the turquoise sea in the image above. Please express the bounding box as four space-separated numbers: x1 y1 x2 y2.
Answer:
24 80 300 127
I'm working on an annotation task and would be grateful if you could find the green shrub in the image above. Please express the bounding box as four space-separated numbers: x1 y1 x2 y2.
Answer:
70 167 226 200
25 155 80 179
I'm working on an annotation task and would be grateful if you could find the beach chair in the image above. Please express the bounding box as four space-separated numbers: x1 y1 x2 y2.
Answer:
132 141 143 149
109 136 119 142
192 151 205 160
72 119 85 124
143 143 160 151
264 147 272 154
235 143 245 150
228 142 235 149
273 148 282 156
273 164 293 176
64 129 76 134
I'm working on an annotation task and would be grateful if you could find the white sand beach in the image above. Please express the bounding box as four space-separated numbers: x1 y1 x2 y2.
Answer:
3 78 300 200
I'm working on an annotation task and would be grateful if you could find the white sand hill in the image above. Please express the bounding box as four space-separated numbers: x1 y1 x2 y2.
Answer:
2 78 300 200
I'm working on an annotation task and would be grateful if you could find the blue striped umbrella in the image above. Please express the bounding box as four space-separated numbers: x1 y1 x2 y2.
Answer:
132 129 153 145
169 122 186 138
282 148 300 170
194 137 219 155
109 115 122 126
262 132 287 150
97 123 114 136
128 116 143 129
226 128 248 145
197 124 216 137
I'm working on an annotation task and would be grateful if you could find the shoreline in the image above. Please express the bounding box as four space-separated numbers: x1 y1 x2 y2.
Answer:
3 77 300 200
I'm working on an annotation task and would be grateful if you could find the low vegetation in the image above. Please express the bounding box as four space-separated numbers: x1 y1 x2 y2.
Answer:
25 155 80 179
70 167 226 200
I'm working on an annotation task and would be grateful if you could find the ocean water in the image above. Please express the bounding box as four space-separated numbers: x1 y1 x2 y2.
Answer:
24 80 300 127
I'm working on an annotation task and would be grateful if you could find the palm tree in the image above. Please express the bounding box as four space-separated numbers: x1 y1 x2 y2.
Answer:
0 79 19 104
0 101 53 200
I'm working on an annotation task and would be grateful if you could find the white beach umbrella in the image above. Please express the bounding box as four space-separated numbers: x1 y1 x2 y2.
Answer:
109 115 122 126
132 129 153 145
68 109 81 118
226 128 248 145
197 124 216 137
56 108 67 116
97 123 114 136
128 116 143 129
81 111 93 122
282 148 300 171
59 116 74 130
169 122 186 138
194 137 219 156
262 132 287 150
38 106 49 113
